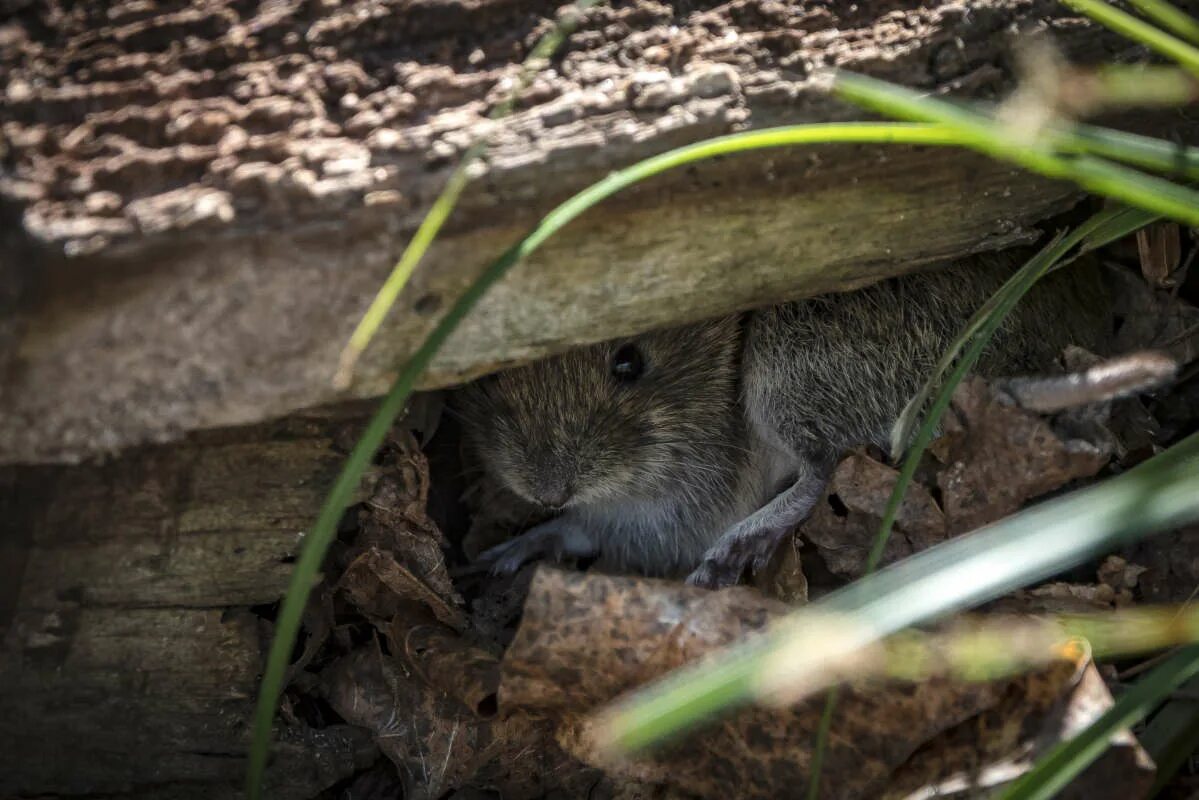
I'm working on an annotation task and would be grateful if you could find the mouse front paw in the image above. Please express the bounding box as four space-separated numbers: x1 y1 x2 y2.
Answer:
477 518 596 576
686 523 787 589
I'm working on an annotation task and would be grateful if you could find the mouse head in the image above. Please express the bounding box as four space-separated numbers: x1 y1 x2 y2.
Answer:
456 317 744 511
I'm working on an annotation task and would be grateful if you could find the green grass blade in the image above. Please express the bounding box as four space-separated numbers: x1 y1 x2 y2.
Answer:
834 72 1199 225
1128 0 1199 45
252 70 1197 798
1141 673 1199 796
804 205 1147 799
246 119 983 797
1084 64 1199 108
888 204 1152 461
1067 123 1199 179
806 687 840 800
333 0 599 388
954 103 1199 177
998 644 1199 800
817 216 1095 797
596 431 1199 754
334 150 479 388
1064 0 1199 73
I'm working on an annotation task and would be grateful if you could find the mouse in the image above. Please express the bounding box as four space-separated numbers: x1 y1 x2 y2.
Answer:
454 249 1112 588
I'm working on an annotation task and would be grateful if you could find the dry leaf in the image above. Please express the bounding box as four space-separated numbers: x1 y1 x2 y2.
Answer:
503 569 1025 800
885 658 1153 799
1136 223 1183 289
1108 264 1199 364
323 648 604 800
798 376 1111 580
337 428 467 628
752 534 809 604
800 452 947 579
385 613 500 716
934 376 1111 534
340 546 467 630
357 431 460 602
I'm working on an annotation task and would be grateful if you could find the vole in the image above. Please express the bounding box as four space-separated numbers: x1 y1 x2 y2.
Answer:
456 250 1111 588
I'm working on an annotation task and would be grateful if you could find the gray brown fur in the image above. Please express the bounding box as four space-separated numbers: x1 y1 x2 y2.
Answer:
455 250 1110 586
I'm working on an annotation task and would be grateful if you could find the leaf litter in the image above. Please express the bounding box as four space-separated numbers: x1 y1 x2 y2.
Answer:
273 260 1199 800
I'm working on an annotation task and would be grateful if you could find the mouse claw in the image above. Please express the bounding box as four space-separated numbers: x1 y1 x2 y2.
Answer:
476 536 542 576
474 518 597 577
685 559 733 590
687 525 790 589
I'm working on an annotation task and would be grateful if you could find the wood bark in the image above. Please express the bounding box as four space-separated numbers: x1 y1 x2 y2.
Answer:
2 0 1191 463
0 407 379 798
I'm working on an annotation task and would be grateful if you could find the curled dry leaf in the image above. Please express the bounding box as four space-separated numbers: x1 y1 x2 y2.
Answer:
1136 223 1183 290
361 429 461 601
752 532 809 605
884 657 1153 799
323 647 605 800
504 569 1096 800
338 427 467 628
340 546 467 630
799 374 1112 580
934 375 1111 534
385 613 500 717
801 452 947 579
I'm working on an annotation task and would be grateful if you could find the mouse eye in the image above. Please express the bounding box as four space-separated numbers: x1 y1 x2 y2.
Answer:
610 343 645 383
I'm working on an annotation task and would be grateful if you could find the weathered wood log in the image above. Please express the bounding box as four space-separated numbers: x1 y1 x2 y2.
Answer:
2 0 1191 464
0 408 379 798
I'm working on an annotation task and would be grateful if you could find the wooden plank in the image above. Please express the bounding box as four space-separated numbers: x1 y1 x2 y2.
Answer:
2 0 1186 463
0 412 377 797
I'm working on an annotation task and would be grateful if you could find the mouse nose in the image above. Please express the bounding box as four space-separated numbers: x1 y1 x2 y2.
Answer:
532 478 574 510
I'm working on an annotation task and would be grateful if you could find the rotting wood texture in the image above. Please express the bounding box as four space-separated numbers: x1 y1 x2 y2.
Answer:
0 407 380 799
3 0 1193 464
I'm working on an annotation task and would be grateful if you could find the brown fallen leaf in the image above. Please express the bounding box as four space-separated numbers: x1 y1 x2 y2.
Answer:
884 657 1153 799
799 375 1112 580
502 569 789 713
1125 524 1199 605
340 545 467 630
325 647 533 798
335 426 468 629
934 375 1111 534
358 429 461 603
801 452 947 579
324 647 641 800
752 533 809 605
503 568 1053 800
385 612 500 717
1136 222 1183 289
